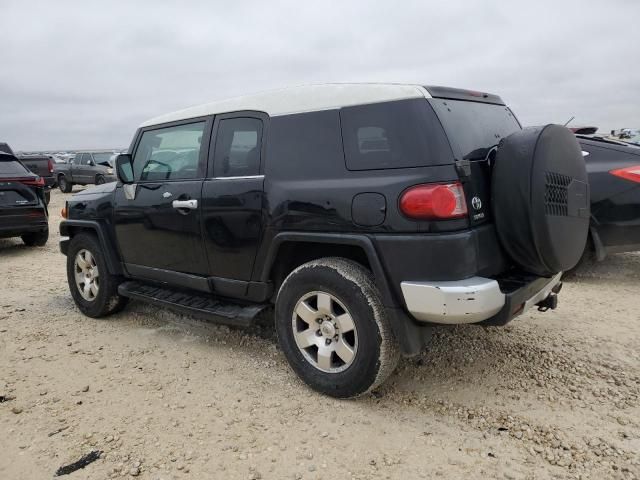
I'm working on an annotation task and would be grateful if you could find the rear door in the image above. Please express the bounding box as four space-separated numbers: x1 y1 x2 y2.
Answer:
113 118 213 283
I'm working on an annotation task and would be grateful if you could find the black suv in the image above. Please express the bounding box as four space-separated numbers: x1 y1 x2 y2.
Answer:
60 84 589 398
1 152 49 246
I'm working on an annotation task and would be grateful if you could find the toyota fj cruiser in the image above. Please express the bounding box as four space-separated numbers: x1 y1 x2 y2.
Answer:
60 84 590 398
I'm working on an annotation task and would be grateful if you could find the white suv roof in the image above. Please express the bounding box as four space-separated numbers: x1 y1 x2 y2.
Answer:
141 83 432 127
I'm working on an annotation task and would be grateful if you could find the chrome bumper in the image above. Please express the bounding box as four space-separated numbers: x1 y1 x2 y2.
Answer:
401 273 562 325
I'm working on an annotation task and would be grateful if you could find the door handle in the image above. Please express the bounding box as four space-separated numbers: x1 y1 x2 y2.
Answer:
172 199 198 210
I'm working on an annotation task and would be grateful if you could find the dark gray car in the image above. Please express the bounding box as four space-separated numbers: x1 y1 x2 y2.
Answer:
55 152 117 193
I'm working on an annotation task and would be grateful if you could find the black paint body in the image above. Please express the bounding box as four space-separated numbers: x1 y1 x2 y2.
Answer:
60 90 538 353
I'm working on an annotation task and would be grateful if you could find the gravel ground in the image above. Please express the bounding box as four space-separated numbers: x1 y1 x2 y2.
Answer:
1 189 639 479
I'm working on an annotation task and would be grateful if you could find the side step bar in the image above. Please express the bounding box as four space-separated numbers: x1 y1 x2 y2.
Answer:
118 281 269 328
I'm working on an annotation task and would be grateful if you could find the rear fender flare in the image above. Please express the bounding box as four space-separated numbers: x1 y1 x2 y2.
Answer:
260 232 398 308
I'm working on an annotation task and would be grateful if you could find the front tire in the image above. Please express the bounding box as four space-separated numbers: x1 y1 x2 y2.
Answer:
21 229 48 247
275 258 399 398
95 175 105 185
66 233 128 318
58 175 72 193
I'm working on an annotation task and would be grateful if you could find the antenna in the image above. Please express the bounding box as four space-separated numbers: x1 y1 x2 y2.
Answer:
563 116 575 127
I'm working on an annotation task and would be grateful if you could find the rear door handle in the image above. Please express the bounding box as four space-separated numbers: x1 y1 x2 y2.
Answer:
172 199 198 210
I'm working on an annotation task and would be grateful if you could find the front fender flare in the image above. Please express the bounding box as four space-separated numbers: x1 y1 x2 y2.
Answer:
60 219 124 275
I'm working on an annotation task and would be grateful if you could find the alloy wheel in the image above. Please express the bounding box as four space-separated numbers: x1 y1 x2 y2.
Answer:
74 249 100 301
291 291 358 373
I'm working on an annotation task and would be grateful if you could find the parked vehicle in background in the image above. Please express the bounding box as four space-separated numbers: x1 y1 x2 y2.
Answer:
60 84 589 398
54 151 117 193
0 143 14 155
575 135 640 265
625 134 640 146
17 154 56 204
618 128 639 139
0 152 49 246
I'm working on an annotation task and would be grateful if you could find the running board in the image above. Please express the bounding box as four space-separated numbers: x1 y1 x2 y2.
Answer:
118 281 269 328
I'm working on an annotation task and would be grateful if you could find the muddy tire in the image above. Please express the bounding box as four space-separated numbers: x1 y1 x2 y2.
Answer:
275 257 399 398
66 233 128 318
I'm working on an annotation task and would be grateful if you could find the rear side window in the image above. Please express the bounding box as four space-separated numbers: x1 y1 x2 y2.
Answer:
340 99 452 170
133 122 206 181
80 153 91 165
0 159 29 175
212 118 262 177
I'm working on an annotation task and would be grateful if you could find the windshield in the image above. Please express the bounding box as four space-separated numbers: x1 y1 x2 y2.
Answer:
93 153 114 166
429 99 521 160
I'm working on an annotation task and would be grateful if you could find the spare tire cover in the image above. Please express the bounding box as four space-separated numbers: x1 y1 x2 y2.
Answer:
492 124 590 277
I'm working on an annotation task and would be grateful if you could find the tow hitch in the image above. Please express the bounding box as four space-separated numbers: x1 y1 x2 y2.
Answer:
536 282 562 312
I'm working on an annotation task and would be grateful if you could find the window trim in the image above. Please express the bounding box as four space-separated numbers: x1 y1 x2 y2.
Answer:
207 111 269 179
129 115 214 184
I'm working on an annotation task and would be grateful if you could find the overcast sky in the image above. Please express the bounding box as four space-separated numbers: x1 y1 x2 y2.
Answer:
1 0 638 151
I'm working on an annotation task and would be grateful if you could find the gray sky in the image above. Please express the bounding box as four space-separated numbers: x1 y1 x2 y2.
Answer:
2 0 639 151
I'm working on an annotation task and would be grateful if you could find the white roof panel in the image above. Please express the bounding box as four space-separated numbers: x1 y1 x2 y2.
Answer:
140 83 431 127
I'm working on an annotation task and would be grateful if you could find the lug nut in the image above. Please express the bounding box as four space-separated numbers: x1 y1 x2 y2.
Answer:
325 338 331 345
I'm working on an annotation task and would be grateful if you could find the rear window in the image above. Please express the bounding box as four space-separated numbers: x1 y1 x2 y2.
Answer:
0 159 29 175
340 99 453 170
429 99 521 160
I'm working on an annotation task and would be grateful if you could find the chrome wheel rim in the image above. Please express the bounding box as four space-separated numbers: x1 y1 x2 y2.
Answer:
74 249 100 301
291 291 358 373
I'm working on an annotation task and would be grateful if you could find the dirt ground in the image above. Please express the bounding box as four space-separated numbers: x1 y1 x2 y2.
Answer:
1 188 639 480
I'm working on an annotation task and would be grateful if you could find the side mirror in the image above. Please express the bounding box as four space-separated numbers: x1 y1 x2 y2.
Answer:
88 160 95 166
115 154 134 184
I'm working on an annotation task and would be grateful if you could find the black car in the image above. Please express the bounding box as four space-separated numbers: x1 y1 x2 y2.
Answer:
577 136 640 261
0 152 49 246
59 84 589 398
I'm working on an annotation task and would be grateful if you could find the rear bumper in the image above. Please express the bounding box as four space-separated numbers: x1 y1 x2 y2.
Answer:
0 221 48 239
401 273 562 325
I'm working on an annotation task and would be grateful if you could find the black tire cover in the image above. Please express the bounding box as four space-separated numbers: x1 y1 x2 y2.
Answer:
492 124 590 276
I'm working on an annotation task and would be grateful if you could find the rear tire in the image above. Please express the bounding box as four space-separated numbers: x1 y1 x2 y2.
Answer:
275 257 400 398
21 229 48 247
58 175 72 193
66 233 128 318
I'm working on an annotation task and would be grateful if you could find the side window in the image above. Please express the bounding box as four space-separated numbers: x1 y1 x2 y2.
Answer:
340 99 450 170
212 118 262 177
133 122 205 182
80 153 91 165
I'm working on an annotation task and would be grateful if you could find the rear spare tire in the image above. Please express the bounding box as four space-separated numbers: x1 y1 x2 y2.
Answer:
492 124 590 276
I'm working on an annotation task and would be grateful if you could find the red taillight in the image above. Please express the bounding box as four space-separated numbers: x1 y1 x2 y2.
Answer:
48 159 54 173
399 182 468 219
610 165 640 184
0 177 45 187
21 177 45 187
